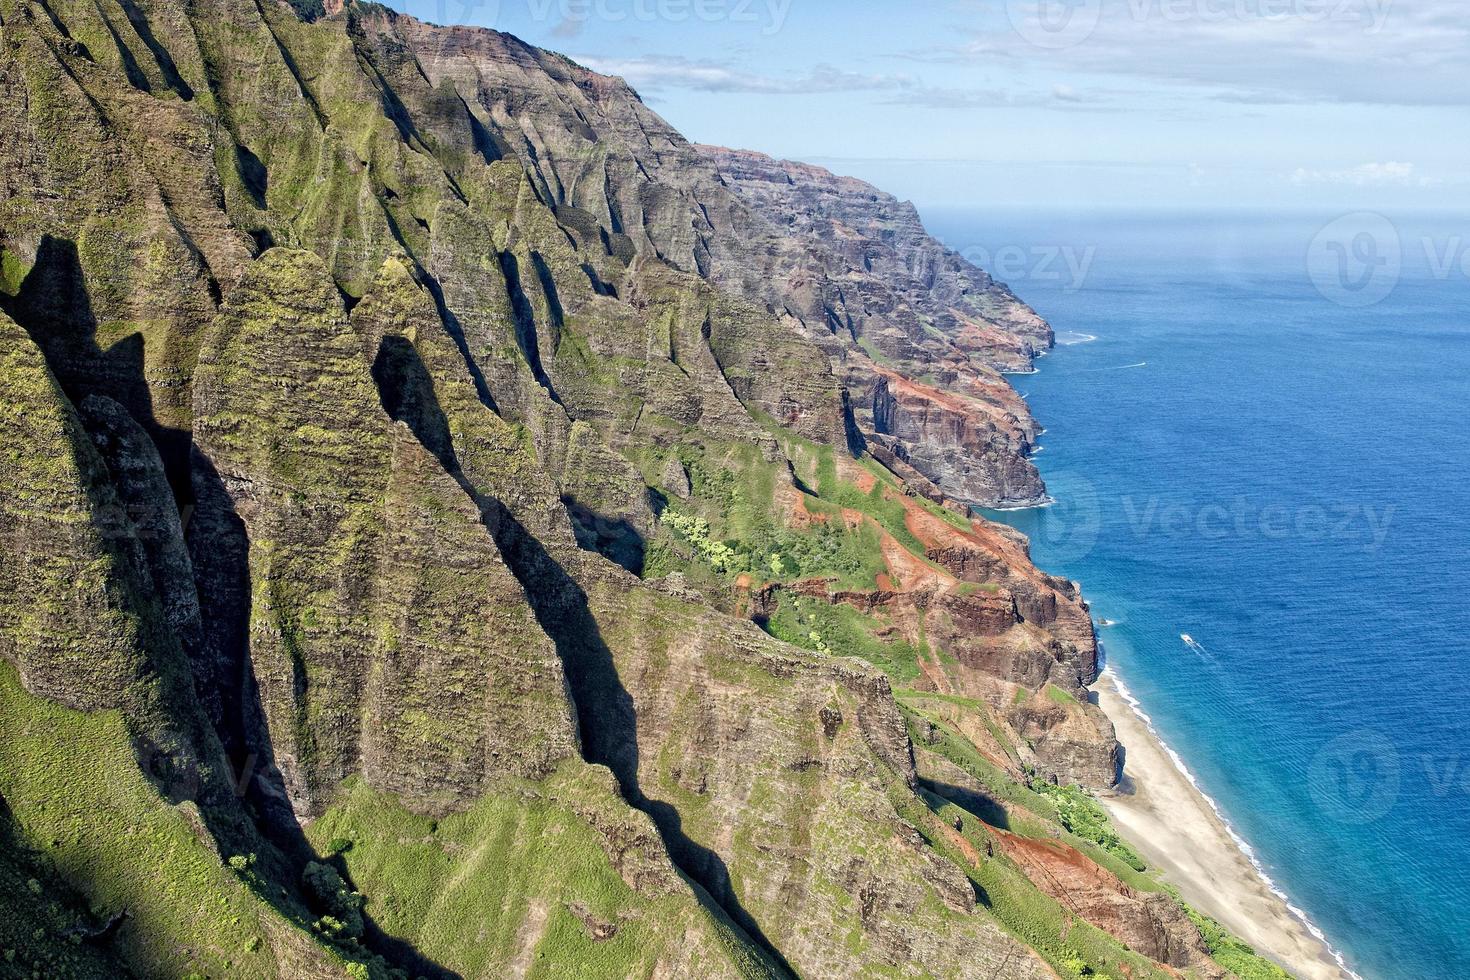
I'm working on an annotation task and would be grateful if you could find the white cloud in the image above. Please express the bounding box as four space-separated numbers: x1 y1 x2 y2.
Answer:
1289 161 1442 187
576 55 913 94
918 1 1470 107
878 80 1117 110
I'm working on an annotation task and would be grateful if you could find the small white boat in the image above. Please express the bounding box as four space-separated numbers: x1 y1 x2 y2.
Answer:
1180 633 1194 645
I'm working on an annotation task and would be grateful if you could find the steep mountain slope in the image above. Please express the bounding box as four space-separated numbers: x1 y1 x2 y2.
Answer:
694 145 1049 505
0 2 1285 978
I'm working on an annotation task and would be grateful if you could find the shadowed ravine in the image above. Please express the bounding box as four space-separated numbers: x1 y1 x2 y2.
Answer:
0 3 1308 977
379 335 796 975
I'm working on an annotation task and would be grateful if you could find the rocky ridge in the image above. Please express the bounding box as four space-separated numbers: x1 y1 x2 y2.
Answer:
695 144 1050 506
0 2 1274 978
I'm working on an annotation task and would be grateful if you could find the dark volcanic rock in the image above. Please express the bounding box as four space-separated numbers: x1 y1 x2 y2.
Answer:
696 145 1052 506
694 145 1054 359
0 4 1192 978
871 370 1045 507
192 249 578 817
0 311 155 711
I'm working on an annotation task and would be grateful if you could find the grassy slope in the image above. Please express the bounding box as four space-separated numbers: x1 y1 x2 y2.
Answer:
0 5 1297 978
0 662 344 980
0 654 771 980
645 419 965 592
636 438 1161 979
915 788 1172 980
901 697 1296 980
0 814 126 979
635 413 1299 980
307 771 776 980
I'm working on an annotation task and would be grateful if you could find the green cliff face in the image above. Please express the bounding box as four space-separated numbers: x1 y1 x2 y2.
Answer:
0 309 156 712
0 2 1285 978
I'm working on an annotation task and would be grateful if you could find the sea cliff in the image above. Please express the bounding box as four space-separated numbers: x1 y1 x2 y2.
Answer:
0 2 1295 977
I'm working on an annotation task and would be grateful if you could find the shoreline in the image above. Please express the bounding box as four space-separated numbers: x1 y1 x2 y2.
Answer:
1092 669 1359 980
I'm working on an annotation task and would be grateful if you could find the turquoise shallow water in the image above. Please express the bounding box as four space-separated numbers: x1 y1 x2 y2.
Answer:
925 209 1470 980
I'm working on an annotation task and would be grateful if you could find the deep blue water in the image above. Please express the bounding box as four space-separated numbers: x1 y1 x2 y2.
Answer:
926 208 1470 980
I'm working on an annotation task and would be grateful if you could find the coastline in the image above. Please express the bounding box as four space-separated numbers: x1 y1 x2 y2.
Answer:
1092 670 1359 980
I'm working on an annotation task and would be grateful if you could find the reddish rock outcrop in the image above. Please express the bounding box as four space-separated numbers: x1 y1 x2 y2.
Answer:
870 369 1044 508
991 830 1223 975
749 451 1118 790
696 145 1053 507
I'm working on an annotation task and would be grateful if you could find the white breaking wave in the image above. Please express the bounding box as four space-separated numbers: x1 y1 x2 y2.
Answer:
986 495 1056 513
1107 668 1365 980
1057 331 1098 345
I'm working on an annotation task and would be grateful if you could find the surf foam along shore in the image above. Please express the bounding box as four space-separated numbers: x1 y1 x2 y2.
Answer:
1093 668 1363 980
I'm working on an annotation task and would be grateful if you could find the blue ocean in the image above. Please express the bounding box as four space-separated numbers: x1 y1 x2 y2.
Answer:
927 209 1470 980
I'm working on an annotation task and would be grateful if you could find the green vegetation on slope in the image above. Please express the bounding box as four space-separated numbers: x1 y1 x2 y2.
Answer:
0 811 125 979
1187 909 1294 980
913 789 1170 980
1045 684 1080 707
306 770 779 980
0 247 29 297
0 4 1302 978
767 592 924 684
1028 782 1146 873
901 699 1301 980
643 440 891 590
0 662 348 979
642 424 973 600
901 702 1158 890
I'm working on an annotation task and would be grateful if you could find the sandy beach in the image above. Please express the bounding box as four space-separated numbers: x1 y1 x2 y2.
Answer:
1093 672 1356 980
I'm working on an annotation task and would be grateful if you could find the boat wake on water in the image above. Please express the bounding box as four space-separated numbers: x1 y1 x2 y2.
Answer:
1180 633 1216 661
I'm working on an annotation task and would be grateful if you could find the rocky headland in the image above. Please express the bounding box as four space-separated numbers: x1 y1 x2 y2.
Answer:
0 2 1295 978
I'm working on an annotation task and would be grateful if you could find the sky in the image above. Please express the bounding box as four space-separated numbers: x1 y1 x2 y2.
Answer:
381 0 1469 211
